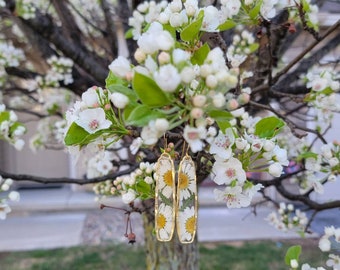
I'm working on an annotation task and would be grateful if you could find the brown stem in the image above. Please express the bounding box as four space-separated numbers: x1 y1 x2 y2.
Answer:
0 165 139 185
272 20 340 85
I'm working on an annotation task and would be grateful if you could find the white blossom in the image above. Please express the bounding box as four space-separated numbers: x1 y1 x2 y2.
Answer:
319 237 331 252
183 125 206 153
108 56 132 79
122 189 137 204
214 186 250 208
212 157 246 185
75 108 111 134
209 128 235 159
110 92 129 109
154 64 181 92
268 162 283 177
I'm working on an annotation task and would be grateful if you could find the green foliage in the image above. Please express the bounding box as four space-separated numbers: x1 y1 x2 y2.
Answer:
208 110 233 132
248 0 263 20
105 71 129 88
297 152 318 162
125 104 165 127
218 20 237 31
0 111 10 122
64 122 90 146
135 180 153 199
285 245 302 266
0 240 328 270
254 116 285 139
107 84 138 101
180 10 204 42
191 43 210 65
132 72 171 107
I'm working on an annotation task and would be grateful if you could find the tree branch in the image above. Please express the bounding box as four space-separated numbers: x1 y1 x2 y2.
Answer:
22 11 109 84
100 0 118 56
0 165 139 185
272 20 340 86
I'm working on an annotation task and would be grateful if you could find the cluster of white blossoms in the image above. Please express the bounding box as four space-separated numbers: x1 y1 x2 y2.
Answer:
317 226 340 270
318 226 340 252
304 68 340 130
292 142 340 195
128 0 282 41
109 162 155 204
65 0 303 212
0 104 26 150
37 56 74 88
0 42 25 67
266 202 308 233
0 176 20 220
64 86 127 137
0 42 25 87
86 151 115 178
227 30 258 68
210 127 289 208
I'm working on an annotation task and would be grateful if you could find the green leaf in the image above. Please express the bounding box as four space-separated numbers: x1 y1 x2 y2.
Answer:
208 110 234 121
9 122 26 135
163 24 176 39
107 84 138 101
254 116 285 138
248 43 259 53
64 122 90 146
249 0 263 19
297 152 318 162
191 43 210 65
105 71 128 88
136 181 152 197
180 10 204 42
208 110 234 132
216 120 231 132
218 20 237 31
320 86 333 96
125 28 133 39
301 0 311 12
285 245 301 266
125 104 165 127
159 191 173 207
132 72 171 107
0 111 10 123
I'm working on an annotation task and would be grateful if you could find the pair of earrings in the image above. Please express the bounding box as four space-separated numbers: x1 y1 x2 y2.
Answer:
154 151 198 244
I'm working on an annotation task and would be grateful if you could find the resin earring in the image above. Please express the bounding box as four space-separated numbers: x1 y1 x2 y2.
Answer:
176 152 197 244
154 152 176 242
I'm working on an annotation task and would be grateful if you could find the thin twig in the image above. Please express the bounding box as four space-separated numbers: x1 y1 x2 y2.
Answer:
272 20 340 85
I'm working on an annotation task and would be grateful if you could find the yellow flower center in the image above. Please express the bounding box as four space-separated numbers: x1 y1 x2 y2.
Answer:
156 213 166 229
185 216 196 234
163 170 173 186
178 172 189 190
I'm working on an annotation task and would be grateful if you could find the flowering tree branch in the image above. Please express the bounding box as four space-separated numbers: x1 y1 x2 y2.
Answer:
0 165 138 185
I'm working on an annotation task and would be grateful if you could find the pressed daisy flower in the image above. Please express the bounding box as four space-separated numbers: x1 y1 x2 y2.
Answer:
177 206 196 243
177 156 196 201
155 203 175 241
156 155 175 199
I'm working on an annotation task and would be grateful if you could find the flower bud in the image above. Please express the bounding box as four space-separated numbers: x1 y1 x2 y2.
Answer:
110 92 129 109
206 75 218 88
190 107 204 119
134 48 146 63
226 99 239 110
192 95 207 107
158 52 170 65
